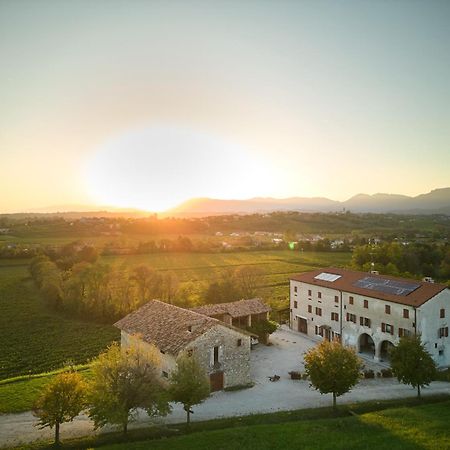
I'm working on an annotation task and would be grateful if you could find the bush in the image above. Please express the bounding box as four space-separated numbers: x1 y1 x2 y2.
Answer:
381 369 393 378
364 370 375 379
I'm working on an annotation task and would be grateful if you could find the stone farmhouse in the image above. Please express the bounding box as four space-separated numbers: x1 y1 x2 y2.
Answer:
290 268 450 367
114 300 254 391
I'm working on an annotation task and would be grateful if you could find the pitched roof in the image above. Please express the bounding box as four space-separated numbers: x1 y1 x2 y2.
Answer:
114 300 252 354
290 267 448 307
191 298 271 318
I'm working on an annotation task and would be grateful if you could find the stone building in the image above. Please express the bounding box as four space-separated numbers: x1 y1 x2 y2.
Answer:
191 298 271 328
114 300 253 391
289 268 450 367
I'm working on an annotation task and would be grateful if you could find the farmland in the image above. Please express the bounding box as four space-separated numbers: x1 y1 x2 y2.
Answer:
0 261 118 380
0 250 350 380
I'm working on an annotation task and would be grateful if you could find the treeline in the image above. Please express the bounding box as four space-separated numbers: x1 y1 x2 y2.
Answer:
29 256 264 322
352 242 450 281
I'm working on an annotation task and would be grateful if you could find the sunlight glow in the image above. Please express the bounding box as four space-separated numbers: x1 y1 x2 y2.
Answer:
84 126 278 212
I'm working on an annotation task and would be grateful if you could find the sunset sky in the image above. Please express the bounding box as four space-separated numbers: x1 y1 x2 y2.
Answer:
1 0 449 212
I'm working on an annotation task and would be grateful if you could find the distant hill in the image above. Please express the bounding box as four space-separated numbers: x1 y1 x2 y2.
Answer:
166 188 450 216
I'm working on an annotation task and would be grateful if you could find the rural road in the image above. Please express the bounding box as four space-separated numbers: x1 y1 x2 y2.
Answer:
2 328 450 448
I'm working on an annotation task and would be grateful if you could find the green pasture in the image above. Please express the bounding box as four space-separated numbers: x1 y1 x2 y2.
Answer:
101 250 350 301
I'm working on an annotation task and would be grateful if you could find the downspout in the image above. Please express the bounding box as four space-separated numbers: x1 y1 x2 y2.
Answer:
339 290 343 342
414 307 417 337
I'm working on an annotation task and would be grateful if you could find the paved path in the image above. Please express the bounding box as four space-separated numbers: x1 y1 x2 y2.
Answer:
1 328 450 448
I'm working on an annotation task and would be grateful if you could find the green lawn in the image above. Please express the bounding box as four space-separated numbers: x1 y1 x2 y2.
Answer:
96 401 450 450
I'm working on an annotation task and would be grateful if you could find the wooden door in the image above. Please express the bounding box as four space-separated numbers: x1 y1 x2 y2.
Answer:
210 371 224 392
297 317 308 335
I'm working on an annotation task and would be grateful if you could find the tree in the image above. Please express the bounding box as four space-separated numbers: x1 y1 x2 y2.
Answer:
169 354 210 428
88 342 170 434
160 271 179 304
33 371 86 446
304 340 362 409
131 265 161 305
234 266 263 299
390 335 436 398
247 319 278 344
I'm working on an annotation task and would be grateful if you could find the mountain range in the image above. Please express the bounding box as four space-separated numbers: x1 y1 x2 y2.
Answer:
165 188 450 217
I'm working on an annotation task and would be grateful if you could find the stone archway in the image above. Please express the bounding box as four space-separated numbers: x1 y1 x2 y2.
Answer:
358 333 375 358
379 340 395 362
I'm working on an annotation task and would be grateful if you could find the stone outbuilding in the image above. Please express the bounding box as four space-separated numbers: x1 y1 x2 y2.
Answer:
114 300 253 391
191 298 271 329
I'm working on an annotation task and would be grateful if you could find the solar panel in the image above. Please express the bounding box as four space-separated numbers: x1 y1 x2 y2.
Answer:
353 276 420 296
314 273 342 282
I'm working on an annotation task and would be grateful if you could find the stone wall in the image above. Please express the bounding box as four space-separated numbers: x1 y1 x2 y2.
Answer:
185 324 252 388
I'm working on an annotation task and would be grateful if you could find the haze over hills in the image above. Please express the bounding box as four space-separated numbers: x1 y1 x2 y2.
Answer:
166 188 450 217
2 188 449 218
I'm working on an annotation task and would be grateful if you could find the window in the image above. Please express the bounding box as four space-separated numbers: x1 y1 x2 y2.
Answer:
349 296 354 305
237 339 242 347
318 292 322 299
438 327 449 338
385 305 391 314
187 349 193 357
360 317 370 327
187 326 192 332
213 346 220 365
363 299 368 309
334 295 339 303
294 301 298 309
346 313 356 323
403 309 409 319
315 307 322 316
331 312 339 322
440 309 445 319
308 289 312 296
160 349 166 354
294 286 298 293
308 305 312 313
162 371 168 378
398 328 411 338
439 349 444 356
382 323 394 335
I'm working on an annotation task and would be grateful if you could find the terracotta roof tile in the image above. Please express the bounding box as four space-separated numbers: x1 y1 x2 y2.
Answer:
114 300 253 354
191 298 271 318
290 267 447 307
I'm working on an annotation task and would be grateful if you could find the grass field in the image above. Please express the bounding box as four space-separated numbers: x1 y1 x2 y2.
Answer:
100 250 351 301
95 401 450 450
0 250 350 381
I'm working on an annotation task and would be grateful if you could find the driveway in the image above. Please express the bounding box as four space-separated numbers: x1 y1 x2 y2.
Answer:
1 327 450 448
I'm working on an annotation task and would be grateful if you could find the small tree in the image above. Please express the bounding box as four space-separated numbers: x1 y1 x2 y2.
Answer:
169 353 210 428
304 340 362 409
88 342 170 434
247 319 278 344
390 335 436 398
33 371 86 446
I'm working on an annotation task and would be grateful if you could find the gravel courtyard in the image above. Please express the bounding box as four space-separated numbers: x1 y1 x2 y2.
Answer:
1 327 450 448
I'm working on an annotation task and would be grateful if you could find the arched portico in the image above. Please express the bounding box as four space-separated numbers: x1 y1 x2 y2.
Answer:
379 340 395 362
358 333 375 358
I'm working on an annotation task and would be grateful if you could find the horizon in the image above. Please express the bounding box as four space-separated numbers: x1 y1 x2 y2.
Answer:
2 185 449 215
1 1 450 212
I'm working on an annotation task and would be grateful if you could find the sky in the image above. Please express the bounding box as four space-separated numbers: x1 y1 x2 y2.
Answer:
1 0 449 212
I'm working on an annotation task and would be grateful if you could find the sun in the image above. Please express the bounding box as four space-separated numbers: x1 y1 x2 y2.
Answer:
84 125 277 212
